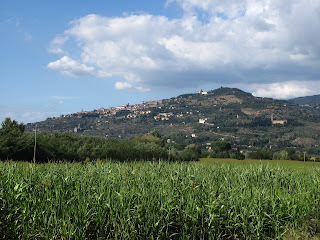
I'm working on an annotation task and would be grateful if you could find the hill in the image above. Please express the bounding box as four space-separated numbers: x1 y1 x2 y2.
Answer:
288 94 320 106
26 87 320 152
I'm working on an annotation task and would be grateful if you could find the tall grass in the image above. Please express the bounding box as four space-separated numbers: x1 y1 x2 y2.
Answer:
0 160 319 239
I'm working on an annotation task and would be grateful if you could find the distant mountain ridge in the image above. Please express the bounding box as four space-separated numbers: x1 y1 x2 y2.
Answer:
26 87 320 152
288 94 320 105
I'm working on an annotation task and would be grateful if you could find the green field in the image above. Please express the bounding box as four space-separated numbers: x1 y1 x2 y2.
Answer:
0 160 319 239
199 158 320 170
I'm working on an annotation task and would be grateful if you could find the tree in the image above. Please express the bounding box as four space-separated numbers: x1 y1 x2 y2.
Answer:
149 129 162 139
0 117 25 136
185 144 201 159
0 118 32 160
247 148 272 160
209 141 232 158
229 148 245 160
213 141 232 152
133 130 164 147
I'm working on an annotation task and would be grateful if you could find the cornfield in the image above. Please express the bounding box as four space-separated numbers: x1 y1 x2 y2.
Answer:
0 160 319 239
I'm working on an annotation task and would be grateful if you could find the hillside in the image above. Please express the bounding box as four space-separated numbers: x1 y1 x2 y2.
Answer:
289 94 320 106
26 87 320 152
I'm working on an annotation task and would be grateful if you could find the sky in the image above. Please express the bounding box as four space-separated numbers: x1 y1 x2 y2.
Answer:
1 0 320 124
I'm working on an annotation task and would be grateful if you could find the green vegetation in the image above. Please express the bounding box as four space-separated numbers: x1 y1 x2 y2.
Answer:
2 88 320 239
0 161 319 239
0 118 33 160
1 118 316 163
199 158 320 170
25 87 320 154
208 141 243 159
0 118 197 162
247 148 273 160
289 94 320 106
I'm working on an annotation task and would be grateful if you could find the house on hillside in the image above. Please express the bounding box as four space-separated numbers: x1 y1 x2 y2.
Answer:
199 118 207 124
272 120 287 125
271 114 287 125
116 106 126 110
197 89 208 95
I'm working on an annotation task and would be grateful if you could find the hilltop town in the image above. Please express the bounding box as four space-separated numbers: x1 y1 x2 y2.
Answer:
26 87 320 153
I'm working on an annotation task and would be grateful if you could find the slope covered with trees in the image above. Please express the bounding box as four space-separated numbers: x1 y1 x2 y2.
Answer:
1 118 199 162
289 94 320 106
25 87 320 155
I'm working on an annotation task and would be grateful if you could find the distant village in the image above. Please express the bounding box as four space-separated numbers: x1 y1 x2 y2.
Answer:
58 99 165 120
27 87 320 152
54 88 290 136
56 90 211 122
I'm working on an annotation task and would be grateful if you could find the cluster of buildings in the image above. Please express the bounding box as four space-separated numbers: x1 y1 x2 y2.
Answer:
197 90 208 95
59 100 165 119
60 90 213 122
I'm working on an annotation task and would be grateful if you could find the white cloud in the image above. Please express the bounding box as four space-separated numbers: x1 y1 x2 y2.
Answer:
47 56 94 77
48 47 64 54
47 0 320 97
48 35 68 53
114 82 150 92
115 82 132 90
0 110 62 124
135 86 151 92
166 0 247 19
51 35 69 45
237 81 320 99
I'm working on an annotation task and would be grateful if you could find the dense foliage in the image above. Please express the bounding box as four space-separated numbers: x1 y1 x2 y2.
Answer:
0 118 33 160
0 118 197 162
247 148 273 160
1 118 316 162
0 161 319 239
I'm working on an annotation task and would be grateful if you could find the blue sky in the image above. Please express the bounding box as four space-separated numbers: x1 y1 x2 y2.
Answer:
1 0 320 123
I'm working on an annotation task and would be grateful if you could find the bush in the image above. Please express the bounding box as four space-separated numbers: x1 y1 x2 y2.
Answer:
208 141 233 158
273 150 290 160
229 148 245 160
184 144 201 159
247 148 272 160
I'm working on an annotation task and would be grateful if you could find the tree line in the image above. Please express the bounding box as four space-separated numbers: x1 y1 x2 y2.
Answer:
0 118 199 162
0 118 313 162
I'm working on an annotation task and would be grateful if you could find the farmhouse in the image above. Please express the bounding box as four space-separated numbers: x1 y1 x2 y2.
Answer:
271 114 287 125
199 118 207 124
272 120 287 125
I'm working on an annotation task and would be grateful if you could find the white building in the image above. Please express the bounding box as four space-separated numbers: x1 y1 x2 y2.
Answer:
199 118 207 124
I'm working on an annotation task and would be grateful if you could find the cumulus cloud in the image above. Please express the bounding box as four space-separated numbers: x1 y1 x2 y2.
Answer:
47 0 320 97
115 81 151 92
236 81 320 99
47 56 94 77
115 82 132 90
48 35 68 54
